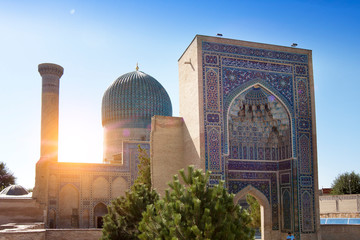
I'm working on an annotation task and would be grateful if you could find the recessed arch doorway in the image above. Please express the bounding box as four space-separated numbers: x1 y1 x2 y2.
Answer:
94 202 108 228
234 185 272 240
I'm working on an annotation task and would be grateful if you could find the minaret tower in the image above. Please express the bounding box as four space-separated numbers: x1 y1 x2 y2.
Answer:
33 63 63 205
39 63 63 160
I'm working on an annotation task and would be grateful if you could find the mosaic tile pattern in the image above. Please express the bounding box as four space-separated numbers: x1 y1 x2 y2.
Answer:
202 42 308 63
102 71 172 128
228 87 291 161
297 78 309 118
299 134 311 174
201 40 316 233
206 68 220 110
281 173 290 184
207 127 221 171
283 189 292 230
301 191 314 232
222 68 293 103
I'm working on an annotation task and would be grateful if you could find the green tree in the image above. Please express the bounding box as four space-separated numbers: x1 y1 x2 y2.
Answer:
101 146 159 240
133 146 151 187
138 166 254 240
0 162 16 191
246 194 261 229
331 171 360 195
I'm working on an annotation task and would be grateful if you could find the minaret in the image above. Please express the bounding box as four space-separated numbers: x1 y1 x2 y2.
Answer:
39 63 63 160
33 63 63 206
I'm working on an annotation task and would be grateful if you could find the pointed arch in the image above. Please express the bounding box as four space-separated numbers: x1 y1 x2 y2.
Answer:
59 183 79 228
111 176 128 198
94 202 108 228
234 185 272 240
224 79 294 117
226 83 293 160
93 176 109 198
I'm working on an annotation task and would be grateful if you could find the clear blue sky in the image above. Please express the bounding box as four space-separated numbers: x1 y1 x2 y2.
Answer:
0 0 359 189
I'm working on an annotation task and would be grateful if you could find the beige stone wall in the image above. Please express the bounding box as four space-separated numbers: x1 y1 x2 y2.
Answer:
111 177 127 198
0 229 101 240
319 194 360 218
321 225 360 240
0 198 43 225
178 38 203 170
0 230 45 240
321 212 360 218
103 127 150 163
150 116 185 196
320 199 337 213
46 229 101 239
339 199 357 212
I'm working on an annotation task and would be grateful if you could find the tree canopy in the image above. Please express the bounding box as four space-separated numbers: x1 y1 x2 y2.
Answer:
138 166 254 240
331 171 360 195
0 162 16 191
246 194 261 229
101 146 159 240
102 150 254 240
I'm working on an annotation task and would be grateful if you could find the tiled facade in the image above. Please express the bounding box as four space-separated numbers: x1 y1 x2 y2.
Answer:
197 36 319 239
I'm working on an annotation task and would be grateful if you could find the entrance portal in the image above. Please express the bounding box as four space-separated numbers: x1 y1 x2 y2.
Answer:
94 203 108 228
234 185 272 240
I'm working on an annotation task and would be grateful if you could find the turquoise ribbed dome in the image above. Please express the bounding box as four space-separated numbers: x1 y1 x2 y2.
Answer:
102 70 172 127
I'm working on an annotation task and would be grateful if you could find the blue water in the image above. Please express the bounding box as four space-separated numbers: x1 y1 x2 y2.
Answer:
349 218 360 224
321 218 360 224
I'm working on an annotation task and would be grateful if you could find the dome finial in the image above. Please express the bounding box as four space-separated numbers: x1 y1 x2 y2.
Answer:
136 63 139 71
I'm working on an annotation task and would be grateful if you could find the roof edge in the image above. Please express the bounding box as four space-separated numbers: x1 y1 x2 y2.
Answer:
178 34 312 62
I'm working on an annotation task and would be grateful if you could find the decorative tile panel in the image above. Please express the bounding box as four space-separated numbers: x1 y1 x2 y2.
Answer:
207 126 221 171
299 134 311 174
297 77 309 118
205 68 220 111
201 39 316 234
204 54 219 66
282 189 292 230
301 191 314 232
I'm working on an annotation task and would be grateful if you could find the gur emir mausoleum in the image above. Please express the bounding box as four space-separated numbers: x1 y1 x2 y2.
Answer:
1 35 320 239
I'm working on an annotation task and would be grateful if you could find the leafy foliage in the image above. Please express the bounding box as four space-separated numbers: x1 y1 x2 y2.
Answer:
133 146 151 187
101 146 159 240
246 194 261 229
138 166 254 240
0 162 16 191
331 171 360 195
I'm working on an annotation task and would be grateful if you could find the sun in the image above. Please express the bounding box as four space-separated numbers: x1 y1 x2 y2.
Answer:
58 118 103 164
